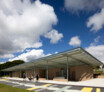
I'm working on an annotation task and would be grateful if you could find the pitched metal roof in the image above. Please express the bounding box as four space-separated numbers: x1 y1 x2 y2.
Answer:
2 47 103 71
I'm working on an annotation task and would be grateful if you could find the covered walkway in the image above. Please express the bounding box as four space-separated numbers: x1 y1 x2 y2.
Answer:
2 47 103 81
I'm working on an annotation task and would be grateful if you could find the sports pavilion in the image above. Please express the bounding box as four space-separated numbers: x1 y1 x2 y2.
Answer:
2 47 103 82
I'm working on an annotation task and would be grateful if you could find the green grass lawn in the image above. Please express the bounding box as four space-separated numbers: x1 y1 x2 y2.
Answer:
0 83 34 92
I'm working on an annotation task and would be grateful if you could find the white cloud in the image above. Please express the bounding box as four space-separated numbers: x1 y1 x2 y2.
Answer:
9 49 53 62
33 42 43 48
44 29 63 44
64 0 104 12
86 45 104 63
64 0 104 32
69 36 81 46
90 36 100 46
87 8 104 32
9 49 45 62
0 54 14 58
0 0 58 58
0 62 5 64
46 53 52 56
55 52 58 54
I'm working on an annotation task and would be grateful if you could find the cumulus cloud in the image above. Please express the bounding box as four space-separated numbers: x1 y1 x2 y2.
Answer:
0 0 59 58
86 45 104 63
64 0 104 12
64 0 104 32
0 54 14 58
90 36 101 46
0 61 6 64
55 52 58 54
33 42 43 48
44 29 63 44
69 36 81 46
46 53 52 56
9 49 45 62
9 49 53 62
87 9 104 32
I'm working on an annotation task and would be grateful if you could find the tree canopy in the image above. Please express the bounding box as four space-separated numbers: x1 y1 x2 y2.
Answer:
0 60 25 71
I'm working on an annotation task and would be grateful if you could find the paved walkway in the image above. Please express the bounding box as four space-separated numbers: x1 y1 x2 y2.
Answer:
2 77 104 88
0 78 104 92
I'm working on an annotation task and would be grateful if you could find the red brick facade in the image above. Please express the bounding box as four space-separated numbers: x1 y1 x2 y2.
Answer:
12 65 93 81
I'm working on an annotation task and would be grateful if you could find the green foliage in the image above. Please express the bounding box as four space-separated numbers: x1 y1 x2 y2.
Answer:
0 60 25 76
94 70 103 74
0 83 34 92
2 75 10 77
0 60 24 70
93 65 100 69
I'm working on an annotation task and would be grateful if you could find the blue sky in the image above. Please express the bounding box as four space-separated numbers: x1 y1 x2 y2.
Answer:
0 0 104 63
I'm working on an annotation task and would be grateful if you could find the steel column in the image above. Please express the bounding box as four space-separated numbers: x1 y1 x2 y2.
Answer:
15 71 16 77
46 61 48 80
25 71 27 78
20 71 21 78
9 72 10 77
34 67 35 78
67 56 69 81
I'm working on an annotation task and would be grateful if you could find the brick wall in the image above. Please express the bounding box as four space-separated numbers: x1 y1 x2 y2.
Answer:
48 68 61 79
70 65 93 81
97 74 104 78
26 69 34 78
12 72 15 77
12 71 21 77
11 65 93 81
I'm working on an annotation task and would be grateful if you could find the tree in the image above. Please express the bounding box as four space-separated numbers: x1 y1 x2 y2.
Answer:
94 65 100 69
0 60 25 76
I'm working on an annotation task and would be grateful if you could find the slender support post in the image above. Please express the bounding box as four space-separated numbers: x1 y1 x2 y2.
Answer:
4 72 5 76
11 71 12 77
34 67 35 79
15 71 16 77
9 72 10 77
25 71 27 78
67 56 69 81
20 71 21 78
46 61 48 80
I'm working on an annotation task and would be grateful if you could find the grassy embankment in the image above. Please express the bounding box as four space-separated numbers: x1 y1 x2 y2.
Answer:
0 83 34 92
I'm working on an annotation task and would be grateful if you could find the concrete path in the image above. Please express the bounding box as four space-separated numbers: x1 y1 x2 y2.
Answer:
0 78 104 92
2 77 104 88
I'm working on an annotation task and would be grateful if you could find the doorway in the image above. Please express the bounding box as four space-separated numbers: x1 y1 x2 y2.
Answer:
21 71 25 78
71 71 76 81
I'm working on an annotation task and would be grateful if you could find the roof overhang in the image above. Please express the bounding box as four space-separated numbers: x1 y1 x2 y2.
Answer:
2 47 103 71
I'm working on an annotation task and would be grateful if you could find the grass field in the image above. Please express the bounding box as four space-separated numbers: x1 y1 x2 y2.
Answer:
0 83 34 92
